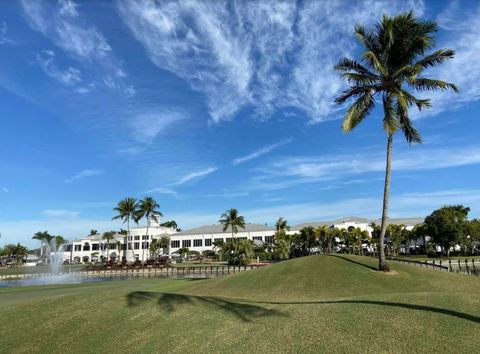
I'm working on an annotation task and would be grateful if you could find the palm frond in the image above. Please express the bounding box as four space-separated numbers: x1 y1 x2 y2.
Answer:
382 94 399 135
342 91 375 132
363 51 388 76
334 58 376 76
396 95 422 144
354 25 380 53
409 77 459 93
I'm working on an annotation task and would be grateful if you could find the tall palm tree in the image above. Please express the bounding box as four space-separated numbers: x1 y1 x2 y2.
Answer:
102 231 115 262
32 231 50 261
219 208 246 266
112 197 138 262
219 208 246 241
134 197 163 261
335 12 457 271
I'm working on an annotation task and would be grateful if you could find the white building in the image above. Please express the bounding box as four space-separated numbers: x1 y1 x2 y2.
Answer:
62 216 424 263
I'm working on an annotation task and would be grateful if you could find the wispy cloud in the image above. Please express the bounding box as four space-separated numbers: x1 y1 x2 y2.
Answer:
117 0 423 123
0 21 15 45
232 137 293 165
128 108 188 143
1 187 8 193
36 50 83 86
142 187 178 199
65 169 102 183
419 1 480 118
21 0 133 95
171 167 218 186
42 209 80 219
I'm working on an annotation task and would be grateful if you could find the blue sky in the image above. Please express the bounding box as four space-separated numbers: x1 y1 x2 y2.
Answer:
1 0 480 247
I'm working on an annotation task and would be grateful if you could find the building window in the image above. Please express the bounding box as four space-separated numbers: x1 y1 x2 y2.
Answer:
134 236 140 240
64 245 72 252
253 236 263 241
74 245 81 251
238 237 247 241
142 242 149 249
171 240 180 248
205 239 212 246
127 236 132 241
226 238 232 243
110 244 116 250
134 242 140 250
193 239 202 247
182 240 191 248
142 235 149 240
264 236 273 244
92 244 99 251
214 238 223 243
83 243 90 251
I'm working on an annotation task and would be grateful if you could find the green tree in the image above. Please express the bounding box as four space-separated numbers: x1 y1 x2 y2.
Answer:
158 235 171 255
149 239 160 260
424 205 470 256
219 208 246 265
160 220 180 231
102 231 115 261
135 197 163 261
275 217 289 233
335 12 457 271
386 224 406 257
112 197 139 261
89 229 98 236
32 231 51 261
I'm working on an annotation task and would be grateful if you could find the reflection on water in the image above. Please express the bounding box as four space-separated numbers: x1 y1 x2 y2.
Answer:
0 273 212 288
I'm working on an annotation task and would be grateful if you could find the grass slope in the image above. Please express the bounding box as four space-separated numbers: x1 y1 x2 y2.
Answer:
0 255 479 353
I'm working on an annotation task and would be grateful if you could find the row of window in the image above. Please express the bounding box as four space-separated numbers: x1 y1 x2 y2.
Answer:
70 236 275 252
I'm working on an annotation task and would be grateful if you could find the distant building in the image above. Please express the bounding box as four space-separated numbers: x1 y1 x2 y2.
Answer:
62 216 424 263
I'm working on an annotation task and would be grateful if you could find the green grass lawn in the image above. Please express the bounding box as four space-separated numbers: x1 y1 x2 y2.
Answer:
396 255 480 261
0 255 479 353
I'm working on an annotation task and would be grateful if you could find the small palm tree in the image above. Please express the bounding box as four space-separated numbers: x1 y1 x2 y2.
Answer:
112 197 138 262
103 231 115 262
116 240 122 263
134 197 163 261
335 12 457 271
275 217 289 234
158 235 171 255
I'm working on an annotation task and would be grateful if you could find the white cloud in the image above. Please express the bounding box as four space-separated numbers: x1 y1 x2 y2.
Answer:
128 109 188 143
42 209 80 219
21 0 132 95
232 137 293 165
117 0 424 123
262 145 480 182
418 2 480 118
65 169 102 183
0 21 14 45
36 50 82 86
171 167 218 186
1 187 8 193
142 187 178 198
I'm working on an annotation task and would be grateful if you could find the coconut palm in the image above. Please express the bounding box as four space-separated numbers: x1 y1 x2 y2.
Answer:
335 12 457 271
134 197 163 261
32 231 50 262
102 231 115 262
219 208 246 266
158 235 171 255
112 197 138 262
275 217 290 234
219 208 246 241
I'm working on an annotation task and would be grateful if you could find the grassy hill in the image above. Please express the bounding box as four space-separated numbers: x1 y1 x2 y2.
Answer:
0 255 479 353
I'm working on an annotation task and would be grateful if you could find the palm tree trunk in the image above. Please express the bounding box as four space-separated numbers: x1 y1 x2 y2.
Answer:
128 219 135 262
144 218 149 262
378 134 392 272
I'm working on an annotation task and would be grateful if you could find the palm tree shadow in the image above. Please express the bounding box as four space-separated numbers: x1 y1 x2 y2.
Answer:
246 299 480 324
126 291 287 322
330 255 377 270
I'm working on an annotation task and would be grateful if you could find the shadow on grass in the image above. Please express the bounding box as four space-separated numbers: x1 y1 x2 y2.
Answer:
330 255 377 271
126 291 287 322
245 299 480 324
